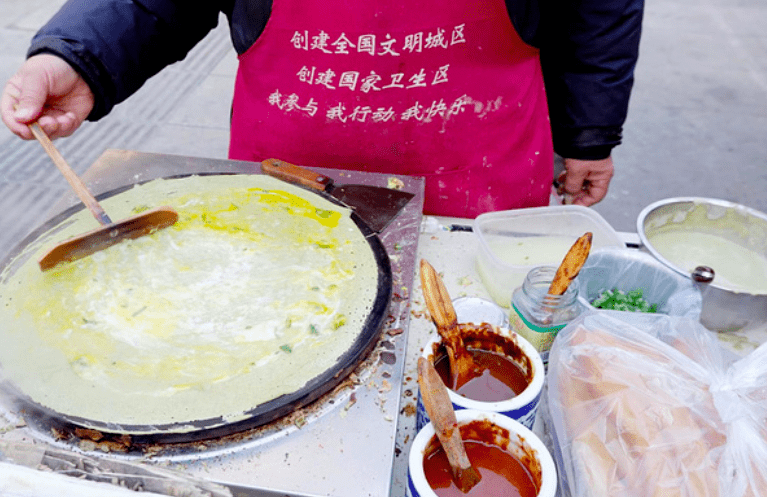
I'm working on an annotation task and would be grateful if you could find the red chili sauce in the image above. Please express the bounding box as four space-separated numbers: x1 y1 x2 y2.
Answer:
433 325 533 402
422 419 540 497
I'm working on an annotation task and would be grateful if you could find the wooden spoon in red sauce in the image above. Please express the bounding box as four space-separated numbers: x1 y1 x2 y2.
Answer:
417 357 482 493
422 427 538 497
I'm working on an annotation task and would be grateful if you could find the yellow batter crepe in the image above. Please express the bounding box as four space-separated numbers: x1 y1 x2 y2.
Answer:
0 175 380 432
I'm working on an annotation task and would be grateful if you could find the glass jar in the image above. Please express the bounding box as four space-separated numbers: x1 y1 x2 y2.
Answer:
509 266 583 365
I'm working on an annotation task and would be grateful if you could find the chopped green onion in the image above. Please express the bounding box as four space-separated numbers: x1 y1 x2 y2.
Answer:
591 288 659 313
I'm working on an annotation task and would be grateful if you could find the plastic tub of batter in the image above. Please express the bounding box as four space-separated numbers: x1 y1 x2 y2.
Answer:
474 206 624 308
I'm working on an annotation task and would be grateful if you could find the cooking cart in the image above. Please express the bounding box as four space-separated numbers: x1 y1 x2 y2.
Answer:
1 151 766 497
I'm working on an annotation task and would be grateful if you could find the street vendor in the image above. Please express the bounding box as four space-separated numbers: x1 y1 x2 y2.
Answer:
1 0 643 218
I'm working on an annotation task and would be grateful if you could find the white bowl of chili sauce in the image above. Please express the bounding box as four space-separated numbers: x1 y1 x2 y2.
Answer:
416 324 545 431
407 409 557 497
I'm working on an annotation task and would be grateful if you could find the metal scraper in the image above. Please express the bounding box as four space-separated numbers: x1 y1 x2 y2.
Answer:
261 158 414 233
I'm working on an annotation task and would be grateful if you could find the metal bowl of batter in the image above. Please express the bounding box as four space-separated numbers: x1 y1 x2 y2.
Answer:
637 197 767 332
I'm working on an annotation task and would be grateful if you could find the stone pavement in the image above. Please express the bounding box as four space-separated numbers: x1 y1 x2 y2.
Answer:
0 0 766 257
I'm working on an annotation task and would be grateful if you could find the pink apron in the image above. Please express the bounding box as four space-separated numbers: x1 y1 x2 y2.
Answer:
229 0 553 218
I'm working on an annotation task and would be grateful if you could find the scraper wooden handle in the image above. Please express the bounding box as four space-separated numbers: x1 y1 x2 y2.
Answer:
29 122 112 225
261 158 333 192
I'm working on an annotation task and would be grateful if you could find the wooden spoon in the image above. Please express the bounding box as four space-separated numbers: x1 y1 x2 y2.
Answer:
547 232 593 295
419 259 476 389
29 123 179 270
418 356 482 493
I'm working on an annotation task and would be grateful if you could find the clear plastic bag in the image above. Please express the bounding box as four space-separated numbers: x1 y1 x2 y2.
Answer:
575 247 702 318
545 311 767 497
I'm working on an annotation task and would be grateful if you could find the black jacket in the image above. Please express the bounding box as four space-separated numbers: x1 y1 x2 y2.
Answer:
28 0 643 160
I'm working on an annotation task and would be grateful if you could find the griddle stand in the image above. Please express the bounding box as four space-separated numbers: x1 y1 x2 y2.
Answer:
0 150 426 497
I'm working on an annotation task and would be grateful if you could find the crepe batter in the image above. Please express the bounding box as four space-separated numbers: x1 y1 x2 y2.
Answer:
0 175 379 430
649 231 767 294
477 235 577 306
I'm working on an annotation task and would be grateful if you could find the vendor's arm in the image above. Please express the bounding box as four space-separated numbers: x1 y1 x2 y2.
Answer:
2 0 221 139
538 0 643 204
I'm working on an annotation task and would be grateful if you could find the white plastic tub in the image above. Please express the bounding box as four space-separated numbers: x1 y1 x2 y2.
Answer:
474 206 624 307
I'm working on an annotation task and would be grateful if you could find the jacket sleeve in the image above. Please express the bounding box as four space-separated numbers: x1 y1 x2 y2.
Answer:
27 0 222 120
539 0 644 160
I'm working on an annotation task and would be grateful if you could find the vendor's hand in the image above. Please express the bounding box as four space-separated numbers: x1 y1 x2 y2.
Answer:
1 54 94 140
556 156 614 206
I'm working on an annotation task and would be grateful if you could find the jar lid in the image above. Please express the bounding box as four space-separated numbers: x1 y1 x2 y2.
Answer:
452 297 509 328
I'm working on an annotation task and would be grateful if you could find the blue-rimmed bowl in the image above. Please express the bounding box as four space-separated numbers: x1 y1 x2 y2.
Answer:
407 409 557 497
416 326 544 431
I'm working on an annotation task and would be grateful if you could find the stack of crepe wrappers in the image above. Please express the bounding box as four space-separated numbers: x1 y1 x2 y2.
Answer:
545 311 767 497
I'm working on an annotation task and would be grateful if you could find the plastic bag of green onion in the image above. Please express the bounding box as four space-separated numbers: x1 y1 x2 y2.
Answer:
591 288 658 313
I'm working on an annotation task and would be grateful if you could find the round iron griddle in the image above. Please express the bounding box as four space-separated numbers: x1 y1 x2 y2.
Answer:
0 174 392 445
